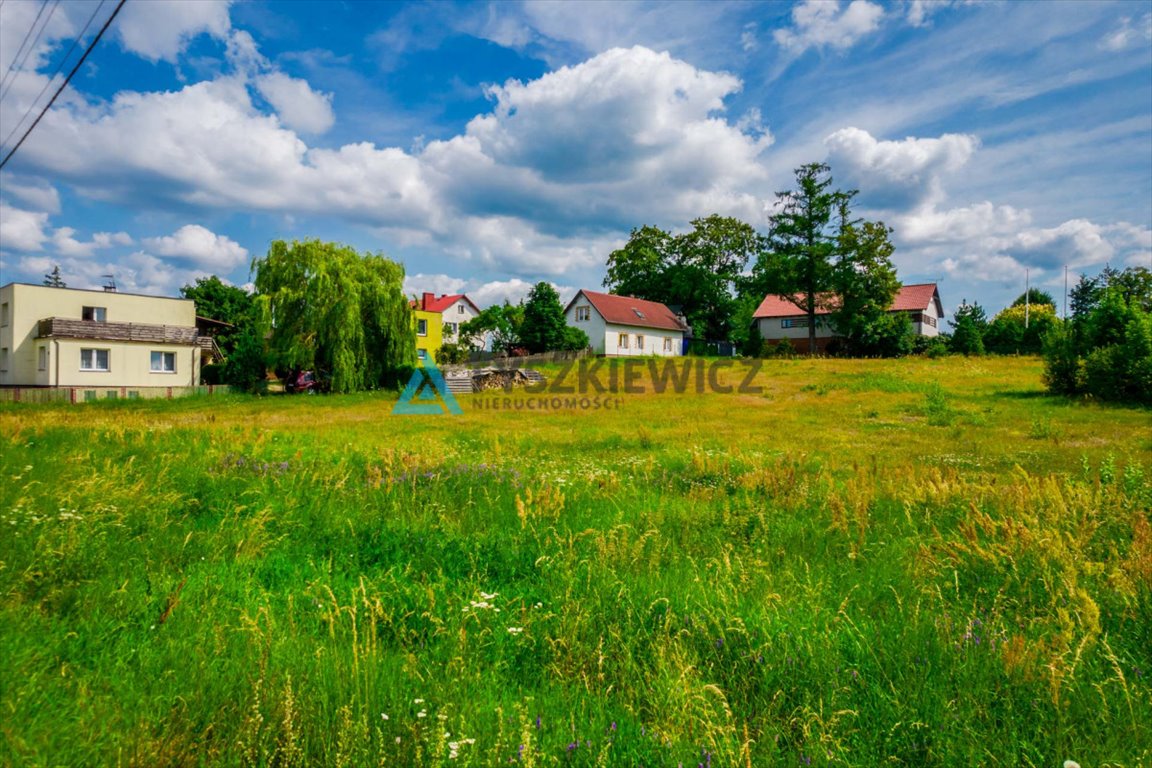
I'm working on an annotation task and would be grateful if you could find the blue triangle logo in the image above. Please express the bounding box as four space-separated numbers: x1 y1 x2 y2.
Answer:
393 359 463 415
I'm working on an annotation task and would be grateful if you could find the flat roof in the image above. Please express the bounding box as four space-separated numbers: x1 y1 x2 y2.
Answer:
1 282 192 302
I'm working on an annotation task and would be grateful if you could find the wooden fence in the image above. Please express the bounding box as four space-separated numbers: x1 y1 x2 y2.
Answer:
458 349 590 369
0 385 237 404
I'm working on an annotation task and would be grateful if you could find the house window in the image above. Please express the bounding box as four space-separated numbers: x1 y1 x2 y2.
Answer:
922 314 937 328
417 348 427 360
0 347 8 371
82 306 107 322
1 302 8 326
444 322 457 335
458 304 465 314
636 334 644 351
575 306 591 322
417 318 428 336
781 317 809 329
38 347 47 371
618 333 629 349
150 351 176 372
80 348 109 371
663 337 673 352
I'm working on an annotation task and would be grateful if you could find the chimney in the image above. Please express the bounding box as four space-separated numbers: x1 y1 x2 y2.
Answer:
422 292 434 309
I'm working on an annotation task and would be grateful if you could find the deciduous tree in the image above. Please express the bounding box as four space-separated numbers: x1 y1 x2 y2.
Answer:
252 239 414 393
181 275 256 355
949 300 988 356
829 212 907 356
604 215 762 342
519 282 568 353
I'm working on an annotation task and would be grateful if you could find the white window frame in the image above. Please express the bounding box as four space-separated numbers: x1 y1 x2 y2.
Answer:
636 334 644 351
82 306 107 322
38 346 48 371
417 318 428 336
80 348 110 371
618 333 629 350
150 351 177 373
0 347 8 371
1 302 8 327
417 348 428 360
575 306 590 322
444 322 457 335
663 337 673 352
458 304 465 314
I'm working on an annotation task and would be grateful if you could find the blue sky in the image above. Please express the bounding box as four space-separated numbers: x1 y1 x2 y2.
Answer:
0 0 1149 315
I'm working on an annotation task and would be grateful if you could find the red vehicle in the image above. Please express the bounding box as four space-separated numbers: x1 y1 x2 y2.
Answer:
284 369 327 394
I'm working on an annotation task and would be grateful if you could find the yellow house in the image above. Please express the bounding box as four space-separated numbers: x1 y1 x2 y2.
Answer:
0 282 209 395
410 292 481 364
412 304 442 366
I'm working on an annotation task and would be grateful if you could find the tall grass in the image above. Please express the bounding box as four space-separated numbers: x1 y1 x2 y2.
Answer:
1 356 1149 766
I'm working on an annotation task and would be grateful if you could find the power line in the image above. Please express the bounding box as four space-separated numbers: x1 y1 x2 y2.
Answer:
0 0 50 90
0 0 127 172
0 0 61 102
0 0 106 155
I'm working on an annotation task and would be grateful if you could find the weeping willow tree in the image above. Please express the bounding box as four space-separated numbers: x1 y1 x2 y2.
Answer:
252 239 416 393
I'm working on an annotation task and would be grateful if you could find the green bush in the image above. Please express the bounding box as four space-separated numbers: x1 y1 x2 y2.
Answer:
1042 270 1152 404
912 335 949 358
436 342 470 365
200 363 226 385
772 338 797 358
224 328 268 394
1041 327 1082 396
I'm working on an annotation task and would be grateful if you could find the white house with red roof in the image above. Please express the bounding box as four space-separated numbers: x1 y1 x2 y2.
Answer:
416 292 481 341
564 290 688 356
753 283 944 352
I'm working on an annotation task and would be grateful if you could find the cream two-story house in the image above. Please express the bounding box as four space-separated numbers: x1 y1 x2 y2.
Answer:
0 282 211 394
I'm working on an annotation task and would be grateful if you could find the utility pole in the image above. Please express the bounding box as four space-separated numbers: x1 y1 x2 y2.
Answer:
1063 265 1068 321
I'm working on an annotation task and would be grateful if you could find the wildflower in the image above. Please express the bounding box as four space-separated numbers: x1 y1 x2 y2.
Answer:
417 710 427 718
1064 762 1081 768
508 627 524 634
414 698 425 704
381 713 389 720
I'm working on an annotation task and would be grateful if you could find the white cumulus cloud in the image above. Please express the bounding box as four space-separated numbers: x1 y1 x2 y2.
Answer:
144 224 249 272
255 72 335 134
0 203 51 252
774 0 885 55
116 0 232 63
825 127 979 209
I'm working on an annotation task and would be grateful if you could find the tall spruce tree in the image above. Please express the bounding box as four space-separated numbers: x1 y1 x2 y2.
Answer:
753 163 856 354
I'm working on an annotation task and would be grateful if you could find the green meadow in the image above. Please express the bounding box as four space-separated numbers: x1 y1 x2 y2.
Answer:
1 356 1149 767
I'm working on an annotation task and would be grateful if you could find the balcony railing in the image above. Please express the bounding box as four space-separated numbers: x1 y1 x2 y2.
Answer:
37 317 200 345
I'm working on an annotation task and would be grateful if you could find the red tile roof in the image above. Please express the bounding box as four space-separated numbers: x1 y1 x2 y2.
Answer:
567 290 687 332
753 283 941 318
411 292 481 314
